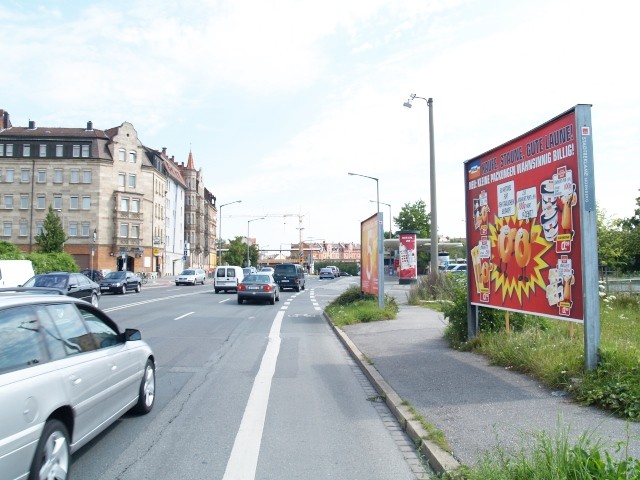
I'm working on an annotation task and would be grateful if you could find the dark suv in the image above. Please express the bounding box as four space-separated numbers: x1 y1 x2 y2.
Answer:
21 272 101 307
273 263 306 291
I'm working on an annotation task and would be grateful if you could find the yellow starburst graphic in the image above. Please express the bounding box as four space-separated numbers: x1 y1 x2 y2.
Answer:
488 213 551 305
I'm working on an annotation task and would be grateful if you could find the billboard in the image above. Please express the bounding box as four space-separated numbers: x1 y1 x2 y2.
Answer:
464 105 594 323
361 213 380 295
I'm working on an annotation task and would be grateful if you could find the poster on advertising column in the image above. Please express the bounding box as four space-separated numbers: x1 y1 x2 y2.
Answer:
361 213 380 295
464 105 595 323
398 230 419 284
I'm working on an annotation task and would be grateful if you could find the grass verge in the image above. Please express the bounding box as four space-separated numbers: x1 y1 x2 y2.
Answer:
325 286 399 327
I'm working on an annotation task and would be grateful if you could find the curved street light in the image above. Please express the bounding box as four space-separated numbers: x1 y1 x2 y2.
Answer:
403 94 438 274
218 200 242 266
370 200 392 239
247 217 265 267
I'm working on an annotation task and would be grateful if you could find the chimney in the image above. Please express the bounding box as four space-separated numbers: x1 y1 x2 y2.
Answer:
86 121 93 131
28 120 36 129
162 147 167 156
2 111 10 129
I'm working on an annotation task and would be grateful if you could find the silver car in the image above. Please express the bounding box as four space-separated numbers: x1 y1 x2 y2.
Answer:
175 268 206 286
0 289 155 480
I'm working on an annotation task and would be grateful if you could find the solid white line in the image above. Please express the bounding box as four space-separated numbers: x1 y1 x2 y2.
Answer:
223 310 284 480
174 312 194 321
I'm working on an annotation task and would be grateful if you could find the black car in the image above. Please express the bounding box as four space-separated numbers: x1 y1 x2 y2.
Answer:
21 272 101 307
100 271 142 294
273 263 306 291
80 269 104 282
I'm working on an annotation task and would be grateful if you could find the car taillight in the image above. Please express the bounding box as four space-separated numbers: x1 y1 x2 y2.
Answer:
238 285 246 291
262 285 273 291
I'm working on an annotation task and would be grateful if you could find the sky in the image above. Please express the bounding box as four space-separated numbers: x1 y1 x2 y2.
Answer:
1 0 638 253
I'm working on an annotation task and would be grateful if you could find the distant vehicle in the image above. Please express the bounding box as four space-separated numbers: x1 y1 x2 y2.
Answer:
99 271 142 294
242 267 258 277
175 268 206 286
0 291 155 480
237 273 280 305
80 268 104 282
0 260 35 288
22 272 101 307
340 271 353 277
214 266 244 293
273 263 306 291
259 266 275 274
446 264 467 273
327 266 340 277
318 267 335 279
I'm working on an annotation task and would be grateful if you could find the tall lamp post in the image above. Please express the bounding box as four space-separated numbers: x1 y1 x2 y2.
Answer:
348 172 384 309
218 200 242 266
247 217 265 267
403 94 438 274
370 200 392 238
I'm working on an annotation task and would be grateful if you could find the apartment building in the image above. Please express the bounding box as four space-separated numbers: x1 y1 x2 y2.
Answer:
0 109 217 275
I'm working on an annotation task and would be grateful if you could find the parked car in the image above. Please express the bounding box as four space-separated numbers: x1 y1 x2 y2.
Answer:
273 263 306 291
237 273 280 305
0 290 155 480
99 270 142 294
318 267 335 279
446 264 468 274
80 268 104 282
214 266 244 293
22 272 101 307
175 268 206 286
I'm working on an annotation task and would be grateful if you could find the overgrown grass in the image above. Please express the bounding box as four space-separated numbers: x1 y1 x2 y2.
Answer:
325 286 399 327
401 400 451 453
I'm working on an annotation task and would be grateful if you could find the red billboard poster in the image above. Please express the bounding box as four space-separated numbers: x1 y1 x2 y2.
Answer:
398 231 418 284
464 106 591 322
361 213 379 295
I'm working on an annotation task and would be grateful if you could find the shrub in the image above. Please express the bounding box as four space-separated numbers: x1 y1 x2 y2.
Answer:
26 252 79 274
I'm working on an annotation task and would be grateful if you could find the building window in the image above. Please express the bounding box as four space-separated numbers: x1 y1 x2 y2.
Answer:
37 170 46 183
0 144 4 156
53 195 62 210
131 224 139 238
69 222 78 237
70 169 79 183
56 145 63 157
23 144 31 157
128 174 136 188
81 145 90 157
118 173 125 187
131 198 140 213
129 151 137 163
36 195 46 209
20 195 29 209
82 170 92 183
120 223 129 238
54 169 63 183
119 149 125 161
70 196 78 210
81 223 90 237
39 144 47 157
21 169 30 183
3 195 13 209
5 168 13 183
2 222 11 236
6 144 13 156
35 221 44 235
72 145 80 157
19 221 28 237
82 196 91 210
121 198 129 212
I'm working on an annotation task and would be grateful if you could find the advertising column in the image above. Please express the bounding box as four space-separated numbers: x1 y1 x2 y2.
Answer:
398 230 419 284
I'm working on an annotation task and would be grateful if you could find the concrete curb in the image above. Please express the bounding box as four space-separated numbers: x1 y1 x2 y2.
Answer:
325 313 461 476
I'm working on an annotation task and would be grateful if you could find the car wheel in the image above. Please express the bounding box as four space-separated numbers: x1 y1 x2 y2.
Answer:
295 286 300 292
29 419 70 480
120 285 126 295
269 294 276 305
237 297 243 304
135 282 141 293
275 291 280 302
132 359 155 414
214 288 219 293
91 292 99 307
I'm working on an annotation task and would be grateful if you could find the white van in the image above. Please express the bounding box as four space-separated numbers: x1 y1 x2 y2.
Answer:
214 265 244 293
0 260 35 288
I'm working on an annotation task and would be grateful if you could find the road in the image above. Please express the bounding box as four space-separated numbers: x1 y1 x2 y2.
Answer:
69 276 432 479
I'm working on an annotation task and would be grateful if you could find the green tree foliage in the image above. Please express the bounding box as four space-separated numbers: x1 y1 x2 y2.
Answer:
26 252 79 274
0 241 25 259
34 206 66 253
618 193 640 272
393 200 431 237
222 236 259 267
596 205 627 273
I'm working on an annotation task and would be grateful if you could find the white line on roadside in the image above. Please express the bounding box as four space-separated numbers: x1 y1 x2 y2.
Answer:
101 291 204 312
223 310 284 480
174 312 194 320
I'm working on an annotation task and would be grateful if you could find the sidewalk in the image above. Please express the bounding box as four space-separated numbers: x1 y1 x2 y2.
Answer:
330 276 640 475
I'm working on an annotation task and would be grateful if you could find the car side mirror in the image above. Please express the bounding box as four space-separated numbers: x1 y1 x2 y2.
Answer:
124 328 142 341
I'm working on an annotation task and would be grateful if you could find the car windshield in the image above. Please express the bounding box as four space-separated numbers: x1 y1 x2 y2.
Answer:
244 275 270 283
105 272 126 280
181 270 195 275
26 275 67 288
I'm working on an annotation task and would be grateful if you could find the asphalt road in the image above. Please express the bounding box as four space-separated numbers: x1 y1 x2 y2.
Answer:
69 276 432 479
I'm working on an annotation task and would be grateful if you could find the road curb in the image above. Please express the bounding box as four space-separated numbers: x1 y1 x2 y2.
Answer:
325 313 461 476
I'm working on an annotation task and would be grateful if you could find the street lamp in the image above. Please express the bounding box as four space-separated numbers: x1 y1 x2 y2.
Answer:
247 217 265 267
370 200 392 238
403 94 438 274
348 172 384 309
218 200 242 266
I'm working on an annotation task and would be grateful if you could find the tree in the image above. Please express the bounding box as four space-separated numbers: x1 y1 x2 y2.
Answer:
222 236 260 267
617 193 640 272
596 205 627 273
34 206 66 253
394 200 431 238
0 241 25 259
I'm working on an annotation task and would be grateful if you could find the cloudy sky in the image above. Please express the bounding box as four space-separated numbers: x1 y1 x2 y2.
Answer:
2 0 637 252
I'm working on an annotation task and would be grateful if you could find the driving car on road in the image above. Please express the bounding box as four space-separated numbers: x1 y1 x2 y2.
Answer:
0 290 155 480
273 263 306 291
99 270 142 294
259 266 275 274
318 267 335 279
237 273 280 305
175 268 206 286
21 272 101 307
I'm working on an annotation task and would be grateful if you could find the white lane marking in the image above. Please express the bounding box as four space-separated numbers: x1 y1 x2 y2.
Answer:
219 298 230 303
174 312 194 321
102 291 204 312
223 310 284 480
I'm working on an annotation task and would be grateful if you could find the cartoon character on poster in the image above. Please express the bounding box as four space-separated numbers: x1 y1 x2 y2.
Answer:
553 167 577 254
540 180 559 242
497 225 516 275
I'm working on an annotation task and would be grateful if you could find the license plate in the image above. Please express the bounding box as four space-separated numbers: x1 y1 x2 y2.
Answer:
248 286 259 290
